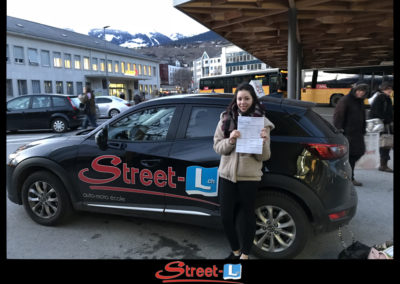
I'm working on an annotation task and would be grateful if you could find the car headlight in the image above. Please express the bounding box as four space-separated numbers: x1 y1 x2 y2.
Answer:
8 143 37 165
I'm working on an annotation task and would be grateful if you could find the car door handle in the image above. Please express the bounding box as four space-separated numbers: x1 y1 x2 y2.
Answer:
140 159 161 167
108 142 127 150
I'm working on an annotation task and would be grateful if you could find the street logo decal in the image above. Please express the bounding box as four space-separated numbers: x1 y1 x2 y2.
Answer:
185 166 218 196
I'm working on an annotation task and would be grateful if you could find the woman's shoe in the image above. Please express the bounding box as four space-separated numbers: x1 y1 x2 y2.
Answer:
225 252 241 259
352 179 363 186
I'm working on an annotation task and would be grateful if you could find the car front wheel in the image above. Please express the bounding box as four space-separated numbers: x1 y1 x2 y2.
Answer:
21 171 73 226
252 191 310 259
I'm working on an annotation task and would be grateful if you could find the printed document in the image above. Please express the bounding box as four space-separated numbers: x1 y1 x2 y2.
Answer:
236 116 264 154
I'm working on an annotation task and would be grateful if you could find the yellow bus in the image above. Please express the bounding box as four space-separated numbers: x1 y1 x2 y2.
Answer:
301 65 393 106
199 68 288 96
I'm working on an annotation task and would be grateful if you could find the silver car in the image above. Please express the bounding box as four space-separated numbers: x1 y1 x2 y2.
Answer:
94 96 131 118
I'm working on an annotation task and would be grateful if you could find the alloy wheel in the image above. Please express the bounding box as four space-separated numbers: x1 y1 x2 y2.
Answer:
27 181 59 219
254 205 296 253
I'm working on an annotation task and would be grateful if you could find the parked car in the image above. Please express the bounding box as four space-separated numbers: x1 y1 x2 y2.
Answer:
6 94 357 259
6 94 84 133
94 96 131 118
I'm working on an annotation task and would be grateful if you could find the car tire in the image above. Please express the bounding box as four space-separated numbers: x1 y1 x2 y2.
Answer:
51 117 67 133
21 171 73 226
252 191 310 259
330 93 343 107
109 109 120 117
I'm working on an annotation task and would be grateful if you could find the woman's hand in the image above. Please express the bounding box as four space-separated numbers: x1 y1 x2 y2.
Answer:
229 130 240 145
260 128 269 143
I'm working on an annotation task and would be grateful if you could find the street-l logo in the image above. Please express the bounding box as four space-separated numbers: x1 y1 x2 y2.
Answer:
185 166 218 196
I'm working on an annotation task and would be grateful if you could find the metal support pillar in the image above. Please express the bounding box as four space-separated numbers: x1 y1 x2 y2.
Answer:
287 7 297 100
296 44 303 100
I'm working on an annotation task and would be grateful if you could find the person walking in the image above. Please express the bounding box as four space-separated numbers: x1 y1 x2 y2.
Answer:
368 81 393 172
79 86 98 129
333 83 369 186
213 83 274 259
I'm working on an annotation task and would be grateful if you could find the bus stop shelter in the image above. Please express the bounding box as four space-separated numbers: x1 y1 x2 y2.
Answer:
174 0 393 99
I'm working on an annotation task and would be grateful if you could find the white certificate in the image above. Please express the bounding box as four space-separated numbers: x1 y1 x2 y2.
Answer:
236 116 264 154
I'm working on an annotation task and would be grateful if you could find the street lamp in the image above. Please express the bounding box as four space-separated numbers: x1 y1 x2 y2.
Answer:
103 25 110 96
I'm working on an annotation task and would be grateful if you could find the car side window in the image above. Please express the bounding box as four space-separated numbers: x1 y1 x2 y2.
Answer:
32 96 51 109
185 107 225 138
52 97 67 107
108 107 176 142
96 98 109 104
7 97 31 110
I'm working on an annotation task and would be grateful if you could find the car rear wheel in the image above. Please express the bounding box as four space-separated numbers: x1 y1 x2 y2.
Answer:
51 118 67 133
21 171 73 226
252 191 310 259
109 109 120 117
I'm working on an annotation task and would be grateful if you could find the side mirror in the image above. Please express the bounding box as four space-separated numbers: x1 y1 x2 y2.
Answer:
95 126 109 150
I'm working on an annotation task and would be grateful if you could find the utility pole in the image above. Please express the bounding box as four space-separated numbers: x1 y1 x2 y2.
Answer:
103 25 110 96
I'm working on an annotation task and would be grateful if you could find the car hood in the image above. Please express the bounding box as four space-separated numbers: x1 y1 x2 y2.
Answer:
8 133 87 166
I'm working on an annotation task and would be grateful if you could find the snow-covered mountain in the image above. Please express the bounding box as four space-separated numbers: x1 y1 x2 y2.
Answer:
88 28 226 48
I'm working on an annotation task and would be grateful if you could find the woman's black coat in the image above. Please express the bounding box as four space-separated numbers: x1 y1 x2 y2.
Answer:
333 92 366 156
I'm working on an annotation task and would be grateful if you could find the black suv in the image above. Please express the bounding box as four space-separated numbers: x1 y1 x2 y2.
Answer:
7 94 84 133
6 94 357 259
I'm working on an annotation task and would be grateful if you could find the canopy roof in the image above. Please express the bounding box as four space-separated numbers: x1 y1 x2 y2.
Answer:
174 0 393 69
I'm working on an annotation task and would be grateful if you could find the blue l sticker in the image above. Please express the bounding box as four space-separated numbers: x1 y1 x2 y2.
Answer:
185 166 218 197
223 264 242 280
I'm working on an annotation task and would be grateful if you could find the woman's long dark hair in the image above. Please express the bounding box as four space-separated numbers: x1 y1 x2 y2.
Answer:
222 82 266 137
226 82 265 115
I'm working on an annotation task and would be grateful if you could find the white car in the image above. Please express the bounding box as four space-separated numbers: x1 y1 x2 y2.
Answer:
94 96 131 118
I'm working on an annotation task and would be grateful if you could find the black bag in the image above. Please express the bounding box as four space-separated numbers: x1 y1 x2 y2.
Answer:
337 226 371 259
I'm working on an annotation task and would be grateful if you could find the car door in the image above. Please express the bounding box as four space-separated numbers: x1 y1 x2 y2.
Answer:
6 96 31 130
95 97 111 117
75 104 183 216
166 104 226 217
25 95 52 129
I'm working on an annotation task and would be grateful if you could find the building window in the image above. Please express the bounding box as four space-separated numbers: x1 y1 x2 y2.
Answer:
66 81 74 94
121 62 125 73
53 52 62 67
100 59 105 72
107 60 112 73
14 46 24 64
74 55 81 69
114 61 119 73
64 53 71 68
32 80 41 93
143 65 147 75
41 50 50 67
83 57 90 70
17 80 27 95
92 57 98 71
76 82 83 95
6 45 10 63
152 67 156 77
6 79 13 97
56 81 63 94
28 48 39 66
44 81 53 93
138 64 142 75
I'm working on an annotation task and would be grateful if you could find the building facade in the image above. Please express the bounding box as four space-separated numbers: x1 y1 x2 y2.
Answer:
192 45 269 90
6 16 160 101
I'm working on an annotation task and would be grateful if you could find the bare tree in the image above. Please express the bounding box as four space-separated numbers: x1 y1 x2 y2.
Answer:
172 68 193 92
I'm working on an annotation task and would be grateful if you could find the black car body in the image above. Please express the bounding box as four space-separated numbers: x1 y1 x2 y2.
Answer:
7 94 357 259
7 94 84 133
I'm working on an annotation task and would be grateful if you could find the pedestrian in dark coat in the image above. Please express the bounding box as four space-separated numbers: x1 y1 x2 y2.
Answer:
333 83 369 186
368 81 393 172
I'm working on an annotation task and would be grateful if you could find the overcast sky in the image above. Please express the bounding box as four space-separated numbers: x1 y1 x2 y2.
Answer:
7 0 209 36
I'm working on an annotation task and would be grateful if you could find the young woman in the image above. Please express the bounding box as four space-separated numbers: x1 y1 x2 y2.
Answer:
213 83 274 259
